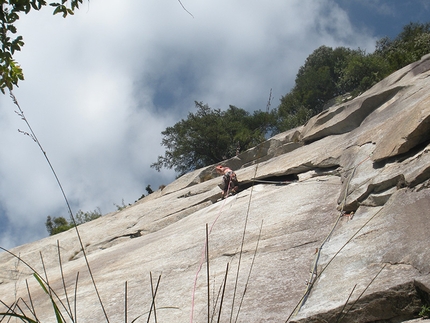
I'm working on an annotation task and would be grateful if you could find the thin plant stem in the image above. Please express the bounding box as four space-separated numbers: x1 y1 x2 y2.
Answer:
39 252 67 323
0 247 69 321
150 275 157 323
206 223 210 323
12 300 27 319
39 252 50 294
9 90 110 322
234 220 263 323
131 307 180 323
57 240 73 321
0 297 39 322
25 279 38 322
217 263 229 323
0 300 19 322
190 186 232 323
333 284 356 323
288 155 373 319
229 164 259 323
285 206 384 322
74 272 79 323
336 264 387 323
16 297 36 321
210 270 227 323
125 281 128 323
147 273 161 323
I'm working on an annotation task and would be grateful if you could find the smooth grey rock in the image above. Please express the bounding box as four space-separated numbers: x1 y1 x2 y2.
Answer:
2 55 430 323
301 86 403 143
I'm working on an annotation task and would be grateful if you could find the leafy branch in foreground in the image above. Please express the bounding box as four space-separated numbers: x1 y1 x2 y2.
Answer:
0 0 85 93
0 0 193 93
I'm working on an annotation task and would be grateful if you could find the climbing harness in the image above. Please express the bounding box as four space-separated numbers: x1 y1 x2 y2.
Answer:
222 171 239 198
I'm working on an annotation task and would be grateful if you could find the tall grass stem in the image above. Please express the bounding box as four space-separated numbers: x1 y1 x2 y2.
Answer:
9 90 110 322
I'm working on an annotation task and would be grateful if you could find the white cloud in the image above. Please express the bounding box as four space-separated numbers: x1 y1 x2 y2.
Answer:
0 0 380 249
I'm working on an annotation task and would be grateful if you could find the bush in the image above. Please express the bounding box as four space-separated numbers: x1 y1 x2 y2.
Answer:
45 208 102 236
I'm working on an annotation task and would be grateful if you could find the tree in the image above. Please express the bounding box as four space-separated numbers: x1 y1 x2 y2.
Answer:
45 215 73 235
145 185 153 194
0 0 85 93
45 208 101 235
152 101 272 174
335 49 391 95
375 22 430 72
274 21 430 134
293 46 357 111
75 208 101 225
275 46 365 132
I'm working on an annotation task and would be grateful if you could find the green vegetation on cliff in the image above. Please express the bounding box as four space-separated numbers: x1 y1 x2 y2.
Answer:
154 22 430 173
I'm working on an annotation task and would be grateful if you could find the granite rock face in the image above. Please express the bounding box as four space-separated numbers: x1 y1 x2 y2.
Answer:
1 55 430 323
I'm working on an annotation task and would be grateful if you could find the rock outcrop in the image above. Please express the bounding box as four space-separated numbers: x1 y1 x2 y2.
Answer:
1 54 430 323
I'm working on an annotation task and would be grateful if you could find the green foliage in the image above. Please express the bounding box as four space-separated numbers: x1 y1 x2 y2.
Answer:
276 22 430 133
276 46 358 131
114 199 129 211
337 51 391 96
45 216 73 235
0 0 85 93
75 208 102 225
420 304 430 317
33 272 64 323
295 46 370 108
151 22 430 173
45 208 101 235
152 101 273 174
145 184 153 194
135 185 154 201
375 22 430 72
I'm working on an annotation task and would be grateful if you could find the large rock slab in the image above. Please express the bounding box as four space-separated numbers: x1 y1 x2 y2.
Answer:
301 86 403 143
292 187 430 322
2 56 430 323
0 176 343 322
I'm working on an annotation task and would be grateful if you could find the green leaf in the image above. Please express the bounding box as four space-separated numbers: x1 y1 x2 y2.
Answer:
7 25 17 34
33 273 65 323
52 5 63 15
33 272 49 293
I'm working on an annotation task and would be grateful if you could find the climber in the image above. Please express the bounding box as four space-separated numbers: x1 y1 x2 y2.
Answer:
215 165 239 199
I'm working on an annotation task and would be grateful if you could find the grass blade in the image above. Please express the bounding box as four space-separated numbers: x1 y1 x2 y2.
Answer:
217 263 229 323
124 281 128 323
206 223 210 323
33 273 64 323
57 240 73 321
234 220 263 323
0 312 38 323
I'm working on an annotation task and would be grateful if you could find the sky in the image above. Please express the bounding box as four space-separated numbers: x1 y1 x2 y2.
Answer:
0 0 429 250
